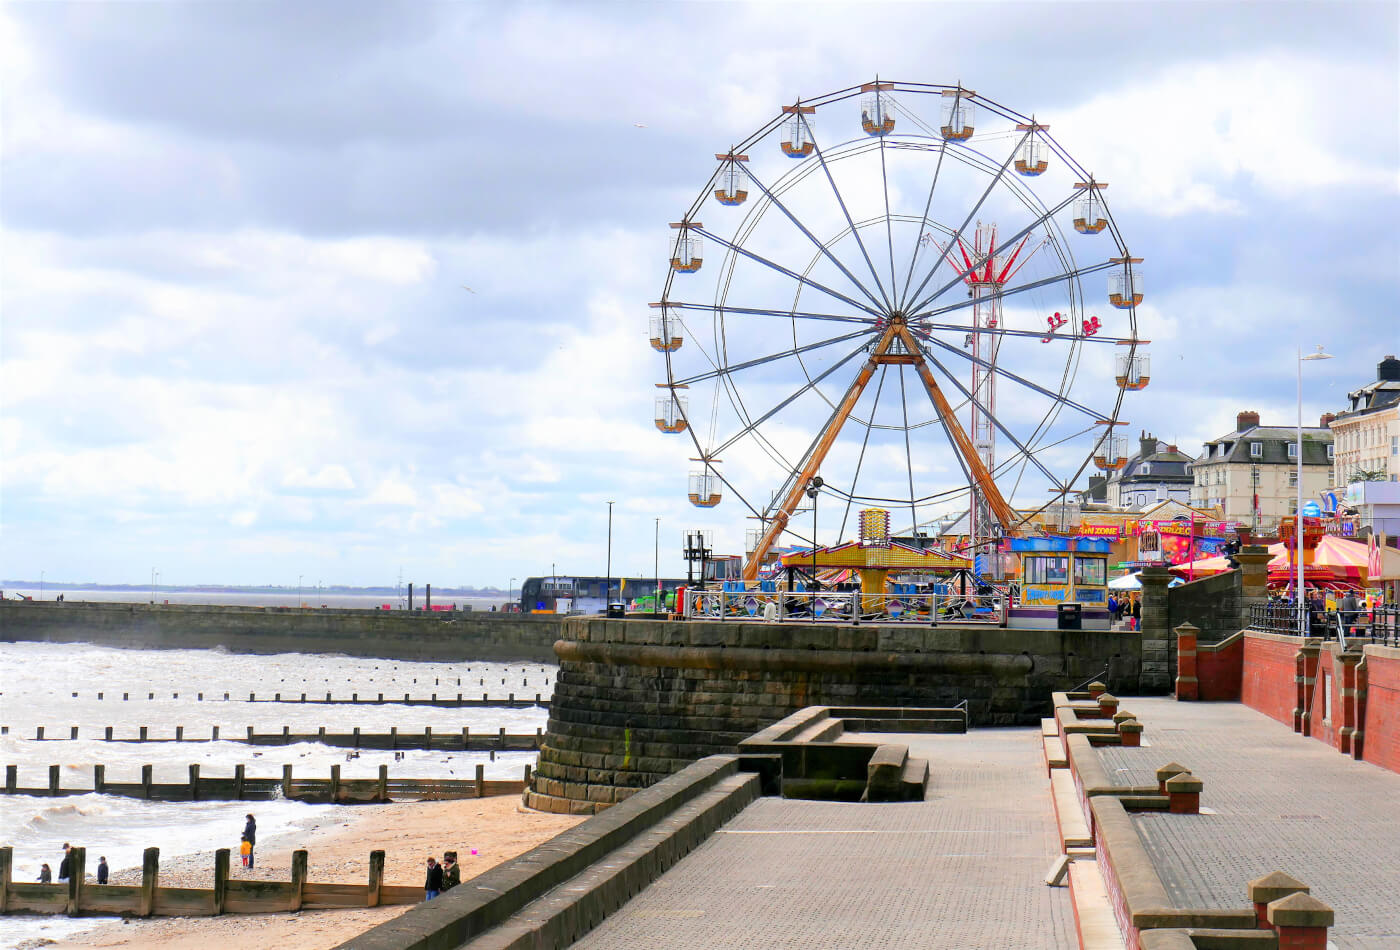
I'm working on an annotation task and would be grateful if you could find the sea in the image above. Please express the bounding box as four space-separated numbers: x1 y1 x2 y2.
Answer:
0 600 553 948
3 586 510 611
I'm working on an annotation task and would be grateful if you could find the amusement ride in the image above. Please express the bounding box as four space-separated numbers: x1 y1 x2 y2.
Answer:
651 80 1149 614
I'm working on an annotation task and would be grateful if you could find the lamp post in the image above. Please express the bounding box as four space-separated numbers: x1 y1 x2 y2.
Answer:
150 567 157 604
1297 345 1332 636
297 574 303 609
508 577 516 610
40 570 44 601
805 475 824 578
605 501 615 607
654 517 661 613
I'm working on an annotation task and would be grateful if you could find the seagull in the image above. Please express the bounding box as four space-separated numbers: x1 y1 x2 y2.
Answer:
633 122 647 128
461 285 476 294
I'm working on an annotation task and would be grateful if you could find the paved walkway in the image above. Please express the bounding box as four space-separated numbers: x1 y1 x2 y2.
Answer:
572 729 1075 949
1097 697 1400 949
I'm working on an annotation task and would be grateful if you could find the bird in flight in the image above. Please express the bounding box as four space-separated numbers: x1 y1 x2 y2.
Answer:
461 285 476 294
633 122 647 128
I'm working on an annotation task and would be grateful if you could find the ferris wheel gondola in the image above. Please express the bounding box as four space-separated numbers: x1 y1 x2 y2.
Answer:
652 80 1151 578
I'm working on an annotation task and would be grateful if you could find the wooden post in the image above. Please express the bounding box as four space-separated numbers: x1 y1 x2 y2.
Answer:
249 692 255 702
211 725 220 742
461 726 469 750
5 765 15 793
140 726 148 741
424 726 432 749
282 725 290 745
536 727 543 749
318 726 326 743
70 726 79 740
330 764 341 803
325 692 332 703
139 847 159 917
367 850 385 907
289 850 307 911
213 849 229 915
377 764 388 802
93 764 105 793
198 692 203 701
0 846 11 913
247 726 255 743
66 846 85 916
282 764 293 799
105 726 113 741
141 764 153 799
49 765 61 796
475 764 485 798
390 727 397 750
234 764 245 800
498 727 506 749
189 764 200 801
353 727 361 749
524 763 532 785
176 726 184 742
36 726 44 740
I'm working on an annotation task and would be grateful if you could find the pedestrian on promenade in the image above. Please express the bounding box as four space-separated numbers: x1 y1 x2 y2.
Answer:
1339 590 1361 636
97 856 109 884
38 863 52 883
1107 594 1120 625
442 852 461 891
1129 595 1141 631
424 856 443 900
243 814 257 868
240 835 252 868
58 843 72 881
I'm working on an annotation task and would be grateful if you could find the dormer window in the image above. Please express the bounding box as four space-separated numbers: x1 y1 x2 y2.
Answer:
1250 442 1262 458
1287 443 1298 459
1327 444 1335 460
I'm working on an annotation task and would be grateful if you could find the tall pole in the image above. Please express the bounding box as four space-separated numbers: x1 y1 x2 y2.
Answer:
1297 346 1333 636
606 501 614 606
654 518 660 611
509 577 515 609
298 574 303 609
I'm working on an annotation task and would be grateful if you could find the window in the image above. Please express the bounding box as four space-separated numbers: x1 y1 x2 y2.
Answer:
1289 499 1298 514
1024 556 1069 585
1140 463 1151 475
1250 442 1262 458
1288 471 1298 487
1327 444 1334 460
1392 435 1398 456
1287 443 1298 459
1328 470 1335 487
1074 557 1107 587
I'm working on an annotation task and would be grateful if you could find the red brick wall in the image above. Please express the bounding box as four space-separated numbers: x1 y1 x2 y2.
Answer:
1309 649 1336 747
1363 648 1400 773
1197 634 1244 700
1242 633 1298 727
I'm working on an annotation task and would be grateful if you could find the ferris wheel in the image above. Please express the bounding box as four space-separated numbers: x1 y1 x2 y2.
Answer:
651 80 1149 580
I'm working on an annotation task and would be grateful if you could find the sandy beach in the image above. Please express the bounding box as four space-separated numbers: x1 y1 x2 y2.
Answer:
35 795 583 950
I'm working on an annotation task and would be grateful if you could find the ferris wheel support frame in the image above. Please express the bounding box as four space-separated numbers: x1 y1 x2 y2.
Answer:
740 318 1014 580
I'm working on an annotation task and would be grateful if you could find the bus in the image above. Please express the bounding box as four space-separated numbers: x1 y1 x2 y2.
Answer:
518 576 690 615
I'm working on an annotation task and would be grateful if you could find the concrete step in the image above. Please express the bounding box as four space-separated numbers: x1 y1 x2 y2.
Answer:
1042 717 1059 737
864 743 911 803
1067 858 1127 950
1050 768 1092 851
900 756 930 801
1043 735 1068 773
790 716 844 744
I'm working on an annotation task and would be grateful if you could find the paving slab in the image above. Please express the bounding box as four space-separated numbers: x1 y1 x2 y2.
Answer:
1094 696 1400 949
571 728 1075 949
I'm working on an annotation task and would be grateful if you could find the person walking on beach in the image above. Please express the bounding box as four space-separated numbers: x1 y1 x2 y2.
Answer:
96 856 109 884
424 856 443 900
441 853 460 891
38 863 52 883
243 814 257 868
58 843 72 881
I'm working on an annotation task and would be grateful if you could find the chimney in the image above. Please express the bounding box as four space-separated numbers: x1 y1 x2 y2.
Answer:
1167 444 1178 454
1320 412 1336 428
1236 410 1260 432
1140 431 1156 460
1086 475 1107 502
1378 355 1400 382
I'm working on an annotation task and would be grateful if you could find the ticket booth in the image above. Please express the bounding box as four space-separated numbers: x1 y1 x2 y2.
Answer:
1008 537 1111 630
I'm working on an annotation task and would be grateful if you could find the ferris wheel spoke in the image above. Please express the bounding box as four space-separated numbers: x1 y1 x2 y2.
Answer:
801 115 894 311
918 332 1111 422
913 342 1068 489
692 226 885 318
710 342 869 458
740 165 889 312
664 300 875 325
900 128 1033 314
878 135 899 307
897 139 950 309
837 365 889 541
912 257 1119 324
896 364 919 537
670 328 870 387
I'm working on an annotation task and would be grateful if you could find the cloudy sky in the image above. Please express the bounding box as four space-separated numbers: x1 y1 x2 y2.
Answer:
2 1 1397 588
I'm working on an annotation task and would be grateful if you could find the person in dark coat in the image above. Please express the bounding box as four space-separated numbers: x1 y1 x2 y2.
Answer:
441 853 461 891
38 863 52 883
58 843 72 881
97 856 109 884
424 857 443 900
243 815 257 868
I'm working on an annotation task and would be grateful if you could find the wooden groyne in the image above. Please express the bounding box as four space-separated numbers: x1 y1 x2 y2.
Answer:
2 763 529 803
0 845 422 918
4 724 545 751
4 690 550 707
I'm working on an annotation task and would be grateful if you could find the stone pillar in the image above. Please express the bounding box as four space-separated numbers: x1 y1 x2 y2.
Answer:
1337 651 1364 757
66 846 85 916
1236 546 1272 624
1156 761 1189 794
1086 681 1107 699
1139 567 1173 693
1248 871 1308 928
1296 643 1321 735
1096 693 1120 719
139 847 159 917
1166 772 1202 813
1118 720 1143 747
1175 622 1200 701
1267 892 1334 949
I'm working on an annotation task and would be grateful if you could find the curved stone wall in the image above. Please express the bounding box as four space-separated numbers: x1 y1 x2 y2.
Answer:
524 617 1140 814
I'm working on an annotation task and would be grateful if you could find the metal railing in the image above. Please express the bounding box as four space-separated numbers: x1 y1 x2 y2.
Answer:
680 588 1007 625
1248 602 1400 647
1247 603 1306 637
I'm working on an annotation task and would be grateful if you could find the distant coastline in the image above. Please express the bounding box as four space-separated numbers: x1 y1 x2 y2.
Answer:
1 581 506 597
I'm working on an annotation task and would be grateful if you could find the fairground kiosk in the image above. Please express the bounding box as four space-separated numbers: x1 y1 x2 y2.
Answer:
1006 536 1112 630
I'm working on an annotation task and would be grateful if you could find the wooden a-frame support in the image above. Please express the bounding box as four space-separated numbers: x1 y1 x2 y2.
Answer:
741 320 1016 581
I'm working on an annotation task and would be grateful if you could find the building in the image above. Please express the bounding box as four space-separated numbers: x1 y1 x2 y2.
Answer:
1328 354 1400 484
1189 410 1334 531
1102 432 1196 510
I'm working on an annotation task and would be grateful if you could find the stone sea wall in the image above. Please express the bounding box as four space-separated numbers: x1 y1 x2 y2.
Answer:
0 600 562 662
526 616 1142 813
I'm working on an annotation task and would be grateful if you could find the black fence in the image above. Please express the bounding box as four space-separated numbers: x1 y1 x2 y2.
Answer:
1248 603 1400 646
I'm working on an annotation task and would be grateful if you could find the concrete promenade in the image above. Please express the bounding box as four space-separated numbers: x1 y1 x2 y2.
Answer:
1096 697 1400 949
573 728 1076 949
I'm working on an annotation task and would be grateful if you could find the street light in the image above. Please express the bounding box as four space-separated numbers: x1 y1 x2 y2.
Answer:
298 574 303 609
654 517 661 613
605 501 615 607
1297 345 1332 637
805 475 824 575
